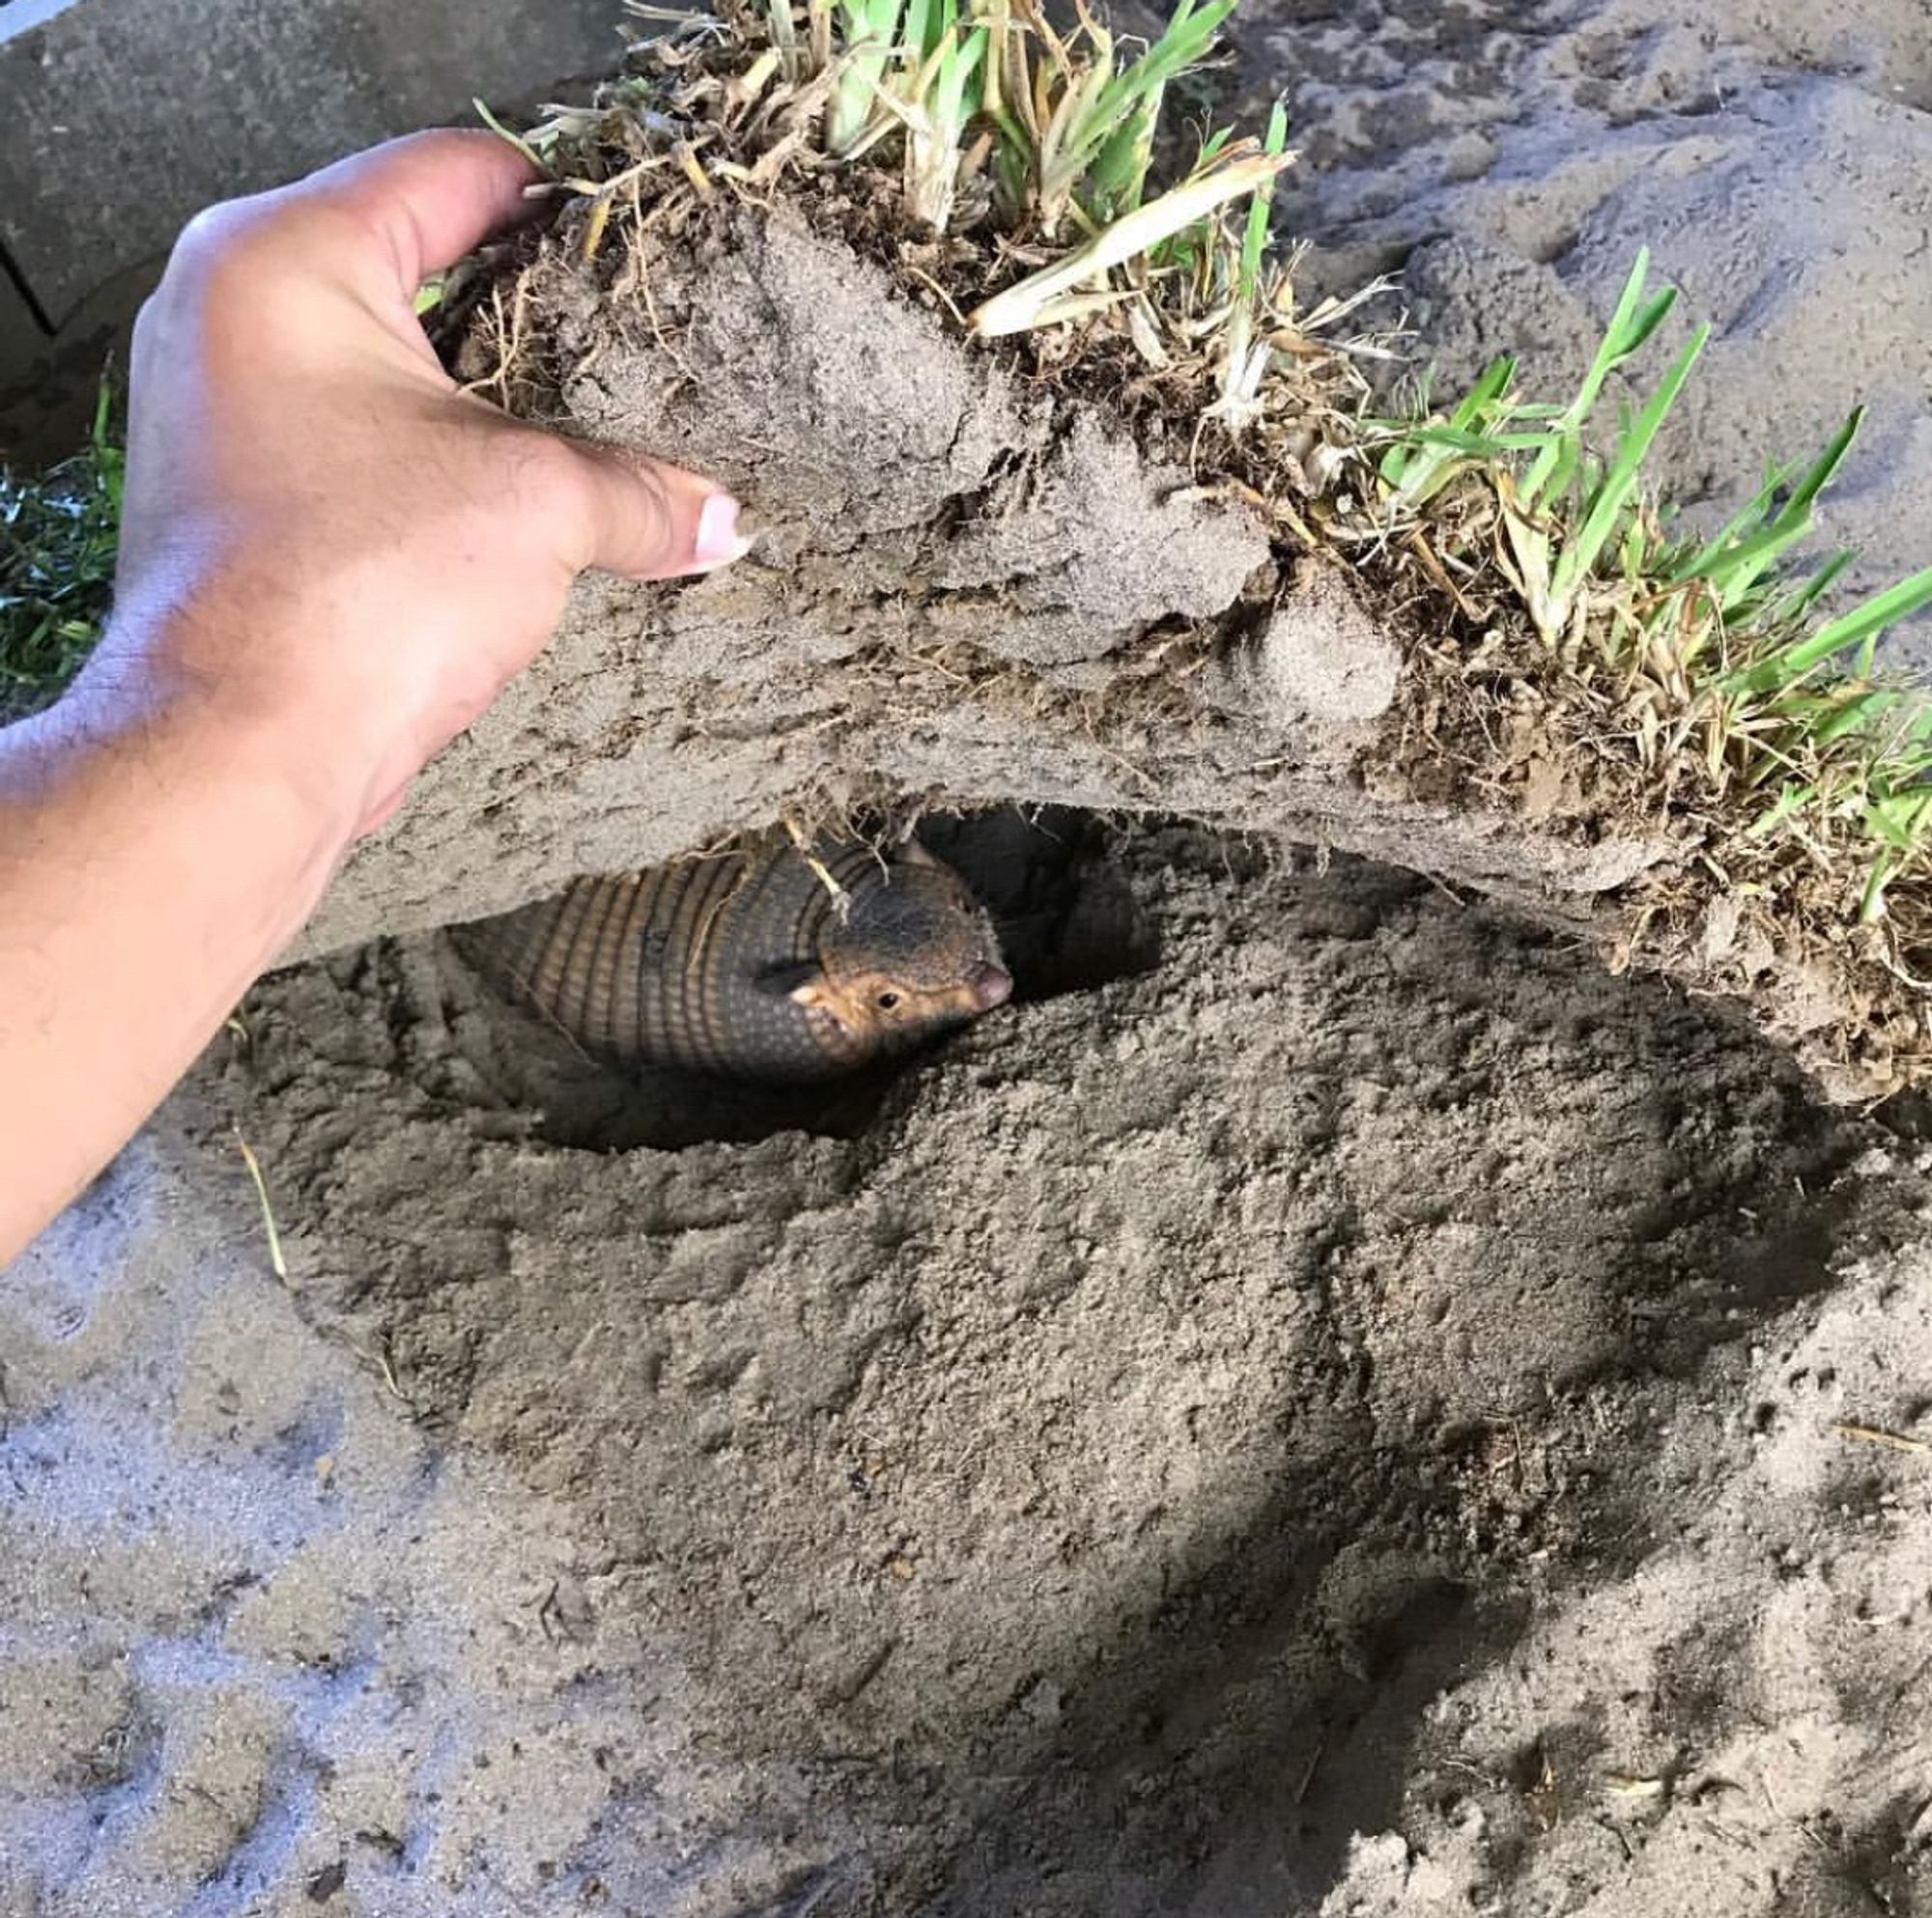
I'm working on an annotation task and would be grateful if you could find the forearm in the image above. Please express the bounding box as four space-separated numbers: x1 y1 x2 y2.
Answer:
0 637 356 1262
0 130 740 1264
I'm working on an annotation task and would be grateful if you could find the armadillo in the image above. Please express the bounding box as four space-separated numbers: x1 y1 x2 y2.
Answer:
455 832 1012 1083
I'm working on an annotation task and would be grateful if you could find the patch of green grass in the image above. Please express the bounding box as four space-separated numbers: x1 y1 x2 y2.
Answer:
0 384 122 715
1371 252 1932 927
736 0 1260 240
519 0 1295 361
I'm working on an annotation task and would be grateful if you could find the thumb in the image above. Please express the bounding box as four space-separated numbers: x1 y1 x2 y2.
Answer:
561 441 753 580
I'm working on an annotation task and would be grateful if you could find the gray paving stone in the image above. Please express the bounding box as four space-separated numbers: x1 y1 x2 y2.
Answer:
0 256 46 381
0 256 152 466
0 0 628 324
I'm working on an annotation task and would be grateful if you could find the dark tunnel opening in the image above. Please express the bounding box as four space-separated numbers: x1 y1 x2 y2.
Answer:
437 804 1169 1152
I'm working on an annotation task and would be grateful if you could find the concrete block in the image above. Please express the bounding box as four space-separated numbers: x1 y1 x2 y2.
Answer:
0 255 154 466
0 258 46 390
0 0 631 325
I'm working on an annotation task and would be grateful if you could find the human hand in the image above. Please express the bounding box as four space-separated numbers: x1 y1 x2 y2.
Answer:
0 128 747 1262
92 129 746 838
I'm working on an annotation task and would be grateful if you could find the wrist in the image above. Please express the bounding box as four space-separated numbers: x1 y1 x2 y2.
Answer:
71 569 381 856
54 609 368 910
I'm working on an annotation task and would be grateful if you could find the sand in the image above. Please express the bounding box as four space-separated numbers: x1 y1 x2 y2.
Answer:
10 1 1932 1912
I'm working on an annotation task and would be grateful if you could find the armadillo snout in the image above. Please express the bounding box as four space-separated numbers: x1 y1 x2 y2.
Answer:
968 962 1013 1010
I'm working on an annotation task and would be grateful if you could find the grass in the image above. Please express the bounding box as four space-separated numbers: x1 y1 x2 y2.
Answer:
1366 252 1932 930
0 384 121 715
745 0 1264 243
516 0 1314 411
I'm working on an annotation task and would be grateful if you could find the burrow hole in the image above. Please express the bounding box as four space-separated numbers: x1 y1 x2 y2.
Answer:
440 804 1168 1153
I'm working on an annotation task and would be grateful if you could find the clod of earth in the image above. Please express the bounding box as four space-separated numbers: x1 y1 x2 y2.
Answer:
280 4 1932 1103
454 831 1010 1082
293 212 1668 1026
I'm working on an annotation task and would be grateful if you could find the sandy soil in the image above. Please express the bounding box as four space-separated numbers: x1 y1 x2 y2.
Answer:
10 3 1932 1914
1212 0 1932 637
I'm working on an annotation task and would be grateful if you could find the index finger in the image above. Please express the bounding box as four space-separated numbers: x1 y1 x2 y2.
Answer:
288 128 541 306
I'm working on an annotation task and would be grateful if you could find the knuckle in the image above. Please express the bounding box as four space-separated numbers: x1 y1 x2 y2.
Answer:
165 192 359 311
497 429 593 522
430 430 583 574
164 208 276 324
170 195 273 278
129 291 161 354
478 430 683 576
627 454 678 527
601 447 678 537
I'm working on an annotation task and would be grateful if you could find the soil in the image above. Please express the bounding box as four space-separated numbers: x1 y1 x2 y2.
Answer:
10 3 1932 1915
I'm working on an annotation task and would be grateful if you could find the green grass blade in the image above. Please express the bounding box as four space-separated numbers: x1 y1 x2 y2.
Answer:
1673 410 1864 606
1744 780 1815 838
1730 565 1932 693
1087 87 1161 215
1772 550 1857 625
1378 354 1518 495
1546 324 1708 619
1662 468 1791 584
1395 424 1562 458
1239 99 1289 295
1806 689 1904 748
1076 0 1237 171
1520 251 1677 509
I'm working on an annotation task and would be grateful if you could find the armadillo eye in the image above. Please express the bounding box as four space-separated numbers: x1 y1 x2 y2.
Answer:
876 991 901 1010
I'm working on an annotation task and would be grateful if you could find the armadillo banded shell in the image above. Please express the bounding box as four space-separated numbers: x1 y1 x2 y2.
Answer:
456 838 979 1083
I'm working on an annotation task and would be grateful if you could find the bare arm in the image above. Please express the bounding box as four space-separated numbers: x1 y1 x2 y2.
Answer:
0 132 747 1262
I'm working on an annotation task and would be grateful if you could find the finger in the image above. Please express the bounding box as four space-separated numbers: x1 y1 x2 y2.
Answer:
356 778 413 839
564 445 753 581
291 129 539 306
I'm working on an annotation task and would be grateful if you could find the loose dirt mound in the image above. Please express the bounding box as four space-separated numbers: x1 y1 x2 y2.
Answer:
20 823 1893 1915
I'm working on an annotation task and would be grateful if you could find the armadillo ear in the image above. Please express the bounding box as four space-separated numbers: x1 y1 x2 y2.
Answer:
754 959 828 1002
895 838 940 870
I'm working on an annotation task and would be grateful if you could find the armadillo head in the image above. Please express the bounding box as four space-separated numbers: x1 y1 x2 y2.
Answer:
789 840 1011 1062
